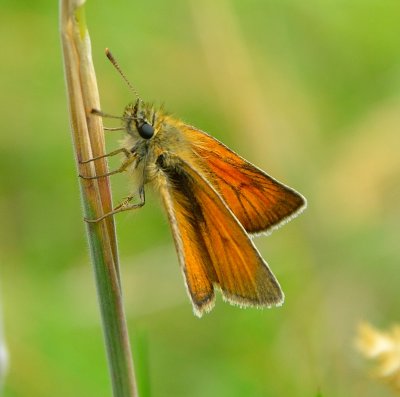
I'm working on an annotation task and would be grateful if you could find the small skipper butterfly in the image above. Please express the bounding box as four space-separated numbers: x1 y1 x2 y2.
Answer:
81 49 306 317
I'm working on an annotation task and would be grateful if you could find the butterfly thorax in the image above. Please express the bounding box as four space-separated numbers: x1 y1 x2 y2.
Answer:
121 100 195 184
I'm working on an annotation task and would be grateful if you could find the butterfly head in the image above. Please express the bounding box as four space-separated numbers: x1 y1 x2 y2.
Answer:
124 99 156 140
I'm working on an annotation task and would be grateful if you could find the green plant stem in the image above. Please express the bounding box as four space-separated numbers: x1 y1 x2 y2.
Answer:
59 1 137 395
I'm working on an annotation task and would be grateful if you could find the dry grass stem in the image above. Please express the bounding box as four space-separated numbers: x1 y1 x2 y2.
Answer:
59 0 137 395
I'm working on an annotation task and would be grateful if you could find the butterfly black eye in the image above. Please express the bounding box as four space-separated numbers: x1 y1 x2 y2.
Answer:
138 123 154 139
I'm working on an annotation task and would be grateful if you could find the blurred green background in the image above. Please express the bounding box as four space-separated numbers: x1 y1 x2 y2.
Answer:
1 0 399 396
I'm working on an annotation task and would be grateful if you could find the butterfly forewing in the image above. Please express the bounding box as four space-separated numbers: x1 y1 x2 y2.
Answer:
181 125 306 234
158 156 284 317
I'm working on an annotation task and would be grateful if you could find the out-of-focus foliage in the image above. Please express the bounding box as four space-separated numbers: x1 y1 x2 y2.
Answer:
0 1 399 396
356 322 400 393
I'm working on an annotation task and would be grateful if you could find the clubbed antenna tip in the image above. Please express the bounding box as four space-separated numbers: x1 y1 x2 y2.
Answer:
105 48 141 101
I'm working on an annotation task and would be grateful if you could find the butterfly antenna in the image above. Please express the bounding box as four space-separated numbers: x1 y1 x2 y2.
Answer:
105 48 141 102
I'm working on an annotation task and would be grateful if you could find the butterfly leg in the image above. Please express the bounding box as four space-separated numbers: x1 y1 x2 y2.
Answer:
79 152 137 179
85 187 145 223
80 147 131 164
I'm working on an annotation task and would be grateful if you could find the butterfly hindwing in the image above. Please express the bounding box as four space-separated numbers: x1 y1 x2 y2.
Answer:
158 156 284 317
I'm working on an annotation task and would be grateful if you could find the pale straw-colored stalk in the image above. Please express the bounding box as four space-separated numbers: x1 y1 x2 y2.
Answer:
60 1 137 395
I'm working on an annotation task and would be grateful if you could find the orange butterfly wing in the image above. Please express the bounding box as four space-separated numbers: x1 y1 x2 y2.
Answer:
182 125 306 234
158 156 283 317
